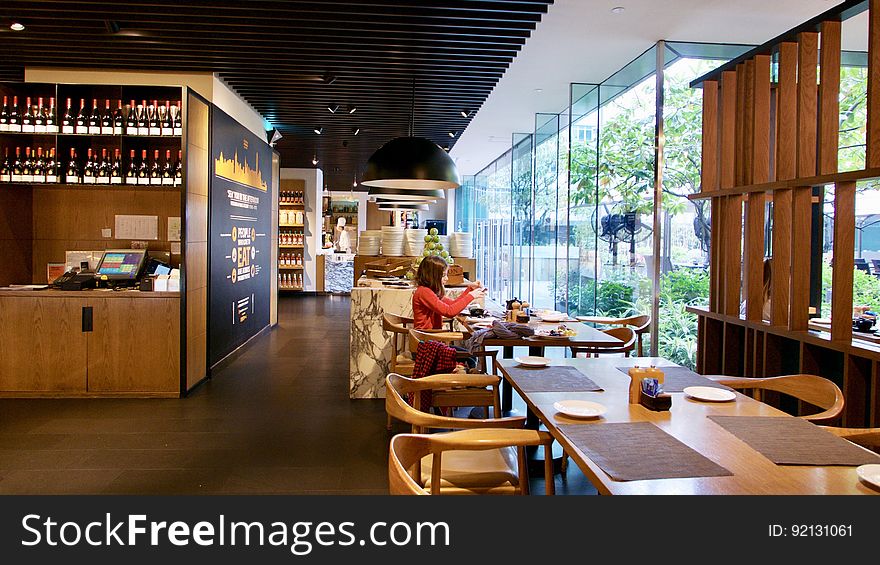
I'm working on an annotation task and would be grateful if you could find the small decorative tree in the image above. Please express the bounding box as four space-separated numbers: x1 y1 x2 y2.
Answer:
405 227 454 279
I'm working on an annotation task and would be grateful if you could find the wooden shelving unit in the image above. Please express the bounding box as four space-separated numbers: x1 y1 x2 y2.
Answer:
278 182 305 292
689 0 880 427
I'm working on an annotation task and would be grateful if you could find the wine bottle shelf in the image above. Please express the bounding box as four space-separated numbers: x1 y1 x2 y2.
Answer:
0 131 181 139
279 244 304 249
0 181 181 189
279 286 303 291
278 265 304 270
279 202 305 207
279 223 304 228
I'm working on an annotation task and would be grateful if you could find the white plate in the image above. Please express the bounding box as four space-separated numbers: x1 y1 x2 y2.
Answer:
539 313 567 322
683 386 736 402
554 400 606 419
856 464 880 490
514 356 550 367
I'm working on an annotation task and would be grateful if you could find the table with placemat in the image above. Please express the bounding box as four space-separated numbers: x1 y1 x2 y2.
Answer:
495 356 880 494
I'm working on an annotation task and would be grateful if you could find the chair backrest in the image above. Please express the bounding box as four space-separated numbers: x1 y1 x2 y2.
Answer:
389 429 555 495
383 312 412 334
408 328 465 354
386 373 520 432
819 426 880 452
603 326 637 351
708 374 844 423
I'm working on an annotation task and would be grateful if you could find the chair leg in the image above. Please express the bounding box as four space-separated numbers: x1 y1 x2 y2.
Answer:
386 414 393 431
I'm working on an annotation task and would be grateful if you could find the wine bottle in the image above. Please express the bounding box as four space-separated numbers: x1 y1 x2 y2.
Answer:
34 97 46 133
173 101 182 135
22 147 33 182
0 96 9 132
113 100 123 135
174 149 182 186
61 98 74 134
126 99 137 135
32 147 45 183
101 100 113 135
75 98 88 134
125 149 137 184
88 99 101 134
110 148 122 184
158 149 172 185
150 149 161 184
45 147 58 183
66 148 80 184
82 148 96 183
21 97 34 133
46 97 57 133
138 149 149 184
148 99 160 135
160 100 172 136
137 100 148 135
8 96 20 132
11 147 23 182
97 148 110 184
0 148 11 182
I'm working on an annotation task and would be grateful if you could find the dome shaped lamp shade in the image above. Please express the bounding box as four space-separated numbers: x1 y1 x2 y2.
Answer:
378 203 429 211
366 187 445 201
372 197 437 205
362 137 460 190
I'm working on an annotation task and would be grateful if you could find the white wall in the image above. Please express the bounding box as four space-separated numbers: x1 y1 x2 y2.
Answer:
211 75 267 139
281 168 323 292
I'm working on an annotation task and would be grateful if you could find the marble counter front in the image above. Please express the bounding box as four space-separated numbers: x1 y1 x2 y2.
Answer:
349 284 468 398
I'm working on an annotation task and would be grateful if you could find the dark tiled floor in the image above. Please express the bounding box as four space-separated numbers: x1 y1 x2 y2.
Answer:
0 295 595 495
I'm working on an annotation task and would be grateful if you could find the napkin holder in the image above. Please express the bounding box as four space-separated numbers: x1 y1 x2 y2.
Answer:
639 391 672 411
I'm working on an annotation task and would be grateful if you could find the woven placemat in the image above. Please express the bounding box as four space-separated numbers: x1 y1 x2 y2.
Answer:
708 416 880 466
505 365 603 393
616 366 733 392
558 422 732 481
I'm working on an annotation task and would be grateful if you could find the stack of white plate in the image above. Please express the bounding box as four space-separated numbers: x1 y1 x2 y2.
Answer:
358 230 381 256
381 226 406 256
450 232 473 258
404 228 428 256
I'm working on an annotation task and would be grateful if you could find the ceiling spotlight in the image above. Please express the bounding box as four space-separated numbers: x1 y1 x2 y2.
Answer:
312 155 319 166
460 110 470 118
448 131 457 138
352 127 360 136
611 6 625 14
323 73 337 85
353 179 358 188
443 145 451 152
327 104 339 113
313 127 323 135
10 22 25 31
348 106 357 114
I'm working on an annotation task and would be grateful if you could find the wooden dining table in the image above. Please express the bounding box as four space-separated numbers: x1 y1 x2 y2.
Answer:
457 307 623 412
496 356 880 495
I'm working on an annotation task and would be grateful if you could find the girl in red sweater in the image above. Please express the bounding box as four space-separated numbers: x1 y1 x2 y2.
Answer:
412 256 485 330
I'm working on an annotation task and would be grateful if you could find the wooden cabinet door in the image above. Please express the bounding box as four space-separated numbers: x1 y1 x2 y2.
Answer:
0 297 88 392
87 297 180 393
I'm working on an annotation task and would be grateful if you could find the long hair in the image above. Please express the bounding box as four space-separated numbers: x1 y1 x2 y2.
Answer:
762 257 772 302
416 256 447 298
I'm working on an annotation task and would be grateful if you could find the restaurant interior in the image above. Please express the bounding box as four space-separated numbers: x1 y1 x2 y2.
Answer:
1 0 880 496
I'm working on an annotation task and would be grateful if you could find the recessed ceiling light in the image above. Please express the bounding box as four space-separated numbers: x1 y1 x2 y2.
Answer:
611 6 625 14
534 88 543 93
327 104 339 113
348 106 357 114
460 110 469 118
312 156 318 165
448 131 457 138
313 127 323 135
323 73 337 85
10 22 25 31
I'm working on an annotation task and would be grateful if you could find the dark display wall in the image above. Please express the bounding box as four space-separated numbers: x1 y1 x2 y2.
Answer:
209 106 271 367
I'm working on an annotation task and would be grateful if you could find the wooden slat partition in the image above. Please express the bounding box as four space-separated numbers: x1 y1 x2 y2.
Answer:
818 20 841 175
719 71 741 316
790 187 812 331
776 42 798 181
868 0 880 168
831 182 856 341
797 32 818 179
702 80 720 311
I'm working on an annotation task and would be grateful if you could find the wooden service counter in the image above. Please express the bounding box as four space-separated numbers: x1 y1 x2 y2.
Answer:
0 288 181 397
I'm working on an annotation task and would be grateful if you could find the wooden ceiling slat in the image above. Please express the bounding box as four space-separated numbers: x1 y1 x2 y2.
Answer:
1 0 554 189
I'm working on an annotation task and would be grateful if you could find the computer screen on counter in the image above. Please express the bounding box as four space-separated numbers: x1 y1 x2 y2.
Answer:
95 250 148 280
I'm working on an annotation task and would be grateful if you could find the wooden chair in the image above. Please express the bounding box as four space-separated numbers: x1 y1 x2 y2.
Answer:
577 314 651 356
408 328 500 418
705 374 845 424
382 313 416 377
569 326 636 358
819 426 880 453
386 373 554 495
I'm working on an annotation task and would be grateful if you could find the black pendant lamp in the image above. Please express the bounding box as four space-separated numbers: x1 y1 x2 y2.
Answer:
378 203 429 211
366 187 444 201
362 79 461 191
